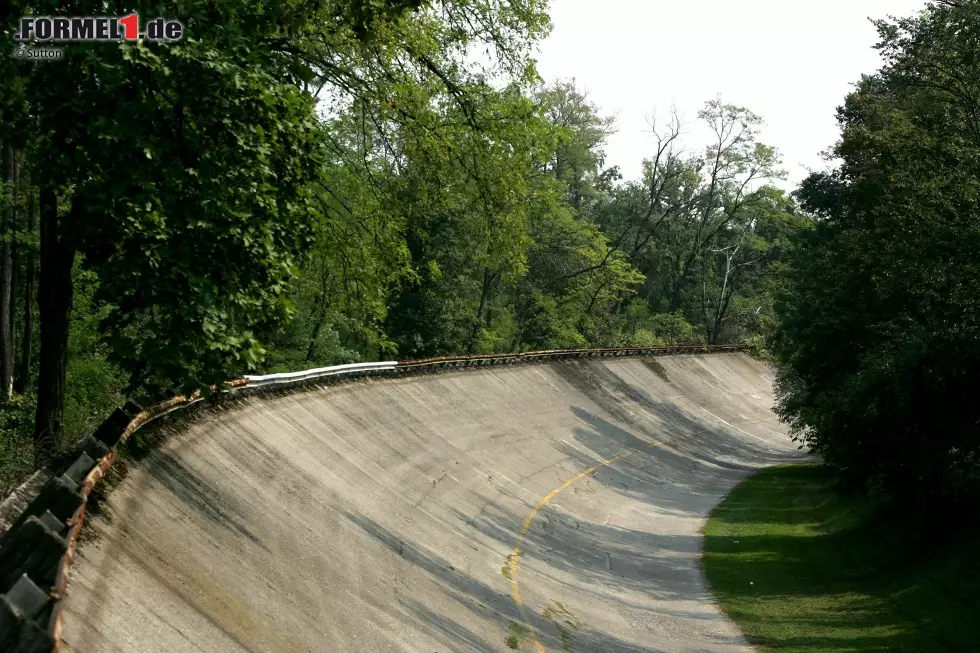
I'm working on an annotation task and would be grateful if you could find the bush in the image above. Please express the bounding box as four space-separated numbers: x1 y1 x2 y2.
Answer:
0 394 37 495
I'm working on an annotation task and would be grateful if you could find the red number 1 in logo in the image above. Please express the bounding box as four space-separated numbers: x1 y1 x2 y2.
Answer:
120 14 139 40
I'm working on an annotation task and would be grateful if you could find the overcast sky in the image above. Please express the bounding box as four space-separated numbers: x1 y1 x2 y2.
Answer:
533 0 929 188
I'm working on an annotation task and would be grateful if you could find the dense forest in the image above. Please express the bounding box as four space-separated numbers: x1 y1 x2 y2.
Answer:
0 0 977 519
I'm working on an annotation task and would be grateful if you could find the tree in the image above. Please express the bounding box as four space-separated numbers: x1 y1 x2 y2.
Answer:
14 176 35 394
774 0 980 505
511 184 643 350
666 99 782 315
698 187 805 345
506 80 640 351
594 99 789 345
12 3 326 459
536 79 617 209
383 84 550 356
0 144 14 399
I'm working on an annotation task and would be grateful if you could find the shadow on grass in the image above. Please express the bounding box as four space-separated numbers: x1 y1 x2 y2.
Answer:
703 464 980 652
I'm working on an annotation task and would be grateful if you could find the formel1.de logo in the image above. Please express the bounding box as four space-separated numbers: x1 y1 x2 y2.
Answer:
14 14 183 42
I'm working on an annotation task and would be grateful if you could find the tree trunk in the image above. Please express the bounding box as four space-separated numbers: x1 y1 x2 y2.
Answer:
9 234 17 381
305 312 327 362
509 328 523 353
0 144 14 399
700 268 714 345
15 186 35 394
33 187 76 465
711 253 736 345
468 267 493 354
668 249 698 313
8 154 21 386
510 290 529 353
306 282 327 363
305 262 330 362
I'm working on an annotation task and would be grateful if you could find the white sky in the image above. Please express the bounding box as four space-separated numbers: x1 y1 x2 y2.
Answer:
533 0 930 188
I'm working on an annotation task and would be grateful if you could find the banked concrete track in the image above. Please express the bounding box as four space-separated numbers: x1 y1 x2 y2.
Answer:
59 352 804 653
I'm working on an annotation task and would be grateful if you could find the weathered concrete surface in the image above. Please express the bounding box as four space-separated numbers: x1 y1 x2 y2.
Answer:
60 354 805 653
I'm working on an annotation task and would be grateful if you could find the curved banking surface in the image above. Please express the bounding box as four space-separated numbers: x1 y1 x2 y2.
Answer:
60 353 805 653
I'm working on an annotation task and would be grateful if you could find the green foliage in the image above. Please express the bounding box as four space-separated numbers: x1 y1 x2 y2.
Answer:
383 81 560 355
0 262 124 492
65 37 325 395
333 0 426 40
505 622 530 649
64 265 127 443
0 393 35 494
774 0 980 505
536 79 617 208
592 99 799 347
648 311 700 346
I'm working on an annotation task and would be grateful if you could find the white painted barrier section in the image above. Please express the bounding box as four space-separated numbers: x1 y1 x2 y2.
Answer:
243 361 398 387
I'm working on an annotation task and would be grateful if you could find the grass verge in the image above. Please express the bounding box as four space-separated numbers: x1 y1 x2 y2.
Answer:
702 463 979 652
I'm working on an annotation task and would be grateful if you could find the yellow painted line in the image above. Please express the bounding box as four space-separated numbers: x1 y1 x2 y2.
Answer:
507 452 635 652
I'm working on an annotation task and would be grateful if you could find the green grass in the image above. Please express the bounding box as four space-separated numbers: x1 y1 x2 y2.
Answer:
702 463 980 652
505 622 529 649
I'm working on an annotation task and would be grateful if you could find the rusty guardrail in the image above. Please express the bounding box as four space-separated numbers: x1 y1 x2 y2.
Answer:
0 344 741 652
